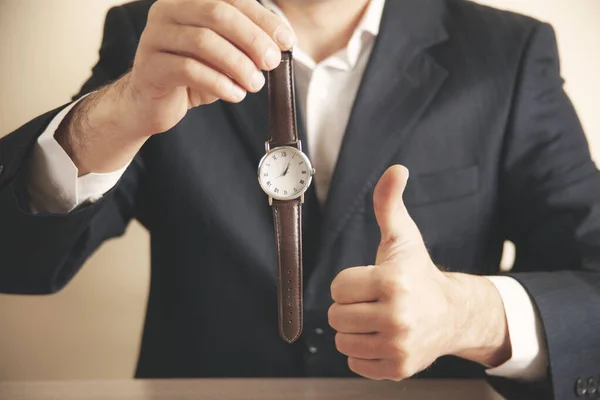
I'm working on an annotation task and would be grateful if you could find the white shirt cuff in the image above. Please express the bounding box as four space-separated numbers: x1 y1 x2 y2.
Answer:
27 96 129 214
484 276 549 382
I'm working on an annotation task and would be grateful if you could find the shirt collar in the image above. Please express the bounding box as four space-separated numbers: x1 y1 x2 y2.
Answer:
356 0 385 37
260 0 386 70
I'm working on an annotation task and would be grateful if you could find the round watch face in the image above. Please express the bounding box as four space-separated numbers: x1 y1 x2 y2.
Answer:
258 146 313 200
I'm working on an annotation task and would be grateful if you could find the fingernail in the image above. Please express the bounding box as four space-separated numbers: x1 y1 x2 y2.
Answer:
264 47 281 70
251 70 265 91
274 26 296 49
231 84 246 101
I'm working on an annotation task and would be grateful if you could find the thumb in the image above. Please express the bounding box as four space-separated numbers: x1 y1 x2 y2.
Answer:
373 165 423 264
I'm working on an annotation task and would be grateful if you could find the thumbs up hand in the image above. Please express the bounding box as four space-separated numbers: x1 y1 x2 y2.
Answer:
328 165 511 380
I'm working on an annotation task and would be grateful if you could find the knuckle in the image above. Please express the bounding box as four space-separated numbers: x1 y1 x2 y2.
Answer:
252 10 271 29
380 234 403 251
386 337 407 356
147 1 164 21
234 52 251 67
336 267 353 281
377 274 406 297
330 280 341 302
194 92 217 106
332 267 355 289
227 52 253 77
133 42 152 66
391 363 411 381
334 333 345 351
347 357 359 374
385 309 406 332
137 26 154 49
248 31 271 56
397 305 415 330
187 88 201 107
366 337 380 354
193 28 212 53
179 58 198 80
222 0 245 8
180 0 199 13
212 73 230 94
340 269 355 285
206 1 233 25
327 305 339 328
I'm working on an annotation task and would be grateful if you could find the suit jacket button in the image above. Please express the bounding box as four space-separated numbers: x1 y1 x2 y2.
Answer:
575 378 587 396
587 378 598 395
0 165 4 176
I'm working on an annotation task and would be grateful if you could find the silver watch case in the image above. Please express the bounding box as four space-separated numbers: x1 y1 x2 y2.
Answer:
257 140 315 205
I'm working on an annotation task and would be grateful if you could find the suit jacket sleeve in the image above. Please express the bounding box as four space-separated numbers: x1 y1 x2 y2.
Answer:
0 5 143 294
495 22 600 400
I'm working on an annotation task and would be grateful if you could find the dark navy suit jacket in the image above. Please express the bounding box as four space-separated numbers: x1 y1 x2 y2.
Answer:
1 1 599 398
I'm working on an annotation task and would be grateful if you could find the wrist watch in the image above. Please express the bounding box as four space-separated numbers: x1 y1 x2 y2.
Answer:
257 51 315 344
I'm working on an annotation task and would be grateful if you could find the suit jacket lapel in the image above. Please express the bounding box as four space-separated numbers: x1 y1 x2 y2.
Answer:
317 0 450 261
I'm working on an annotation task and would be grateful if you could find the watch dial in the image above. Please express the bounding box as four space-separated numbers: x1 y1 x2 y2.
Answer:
258 147 312 200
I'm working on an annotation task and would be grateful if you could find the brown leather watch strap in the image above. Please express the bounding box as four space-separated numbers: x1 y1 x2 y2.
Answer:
268 51 299 147
272 200 303 343
268 51 303 343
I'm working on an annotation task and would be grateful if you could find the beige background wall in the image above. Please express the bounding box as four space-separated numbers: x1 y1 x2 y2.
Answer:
0 0 599 380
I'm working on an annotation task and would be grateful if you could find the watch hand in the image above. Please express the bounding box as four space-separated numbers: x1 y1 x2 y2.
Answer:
274 169 287 179
282 160 292 176
273 160 293 179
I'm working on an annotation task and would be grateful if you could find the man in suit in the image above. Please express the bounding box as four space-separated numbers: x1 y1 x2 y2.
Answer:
1 0 599 398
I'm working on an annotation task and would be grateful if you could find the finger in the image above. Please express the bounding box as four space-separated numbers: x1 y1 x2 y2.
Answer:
328 302 383 334
187 87 218 108
146 52 247 103
223 0 297 50
349 358 415 381
348 357 414 381
166 0 291 69
373 165 422 264
331 266 379 304
347 358 385 380
335 332 388 360
150 25 265 93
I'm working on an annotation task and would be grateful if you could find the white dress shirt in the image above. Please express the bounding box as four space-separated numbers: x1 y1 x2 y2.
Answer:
27 0 547 380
